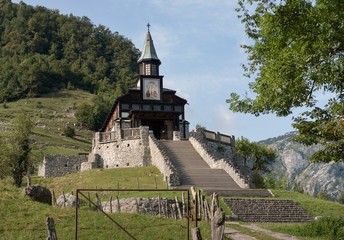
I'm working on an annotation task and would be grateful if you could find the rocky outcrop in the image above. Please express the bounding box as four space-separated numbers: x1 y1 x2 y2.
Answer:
56 193 81 208
261 132 344 202
23 185 52 205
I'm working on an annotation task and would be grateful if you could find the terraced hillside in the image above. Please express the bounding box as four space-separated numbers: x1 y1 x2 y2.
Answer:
0 90 94 156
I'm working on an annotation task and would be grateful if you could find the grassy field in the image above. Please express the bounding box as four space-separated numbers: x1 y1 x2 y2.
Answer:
0 90 94 156
1 166 344 239
0 166 212 239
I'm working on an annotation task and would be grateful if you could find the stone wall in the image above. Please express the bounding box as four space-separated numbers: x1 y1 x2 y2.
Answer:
189 128 250 188
148 133 180 187
38 154 88 177
88 127 151 169
101 197 181 218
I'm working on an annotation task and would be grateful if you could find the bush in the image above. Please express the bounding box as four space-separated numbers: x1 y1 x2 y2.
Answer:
264 172 287 190
252 170 265 188
317 191 329 200
63 126 75 138
296 217 344 240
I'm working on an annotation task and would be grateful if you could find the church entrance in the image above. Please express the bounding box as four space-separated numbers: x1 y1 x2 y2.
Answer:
141 120 164 140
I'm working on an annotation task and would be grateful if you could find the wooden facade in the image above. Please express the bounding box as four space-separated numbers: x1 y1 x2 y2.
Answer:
101 29 188 140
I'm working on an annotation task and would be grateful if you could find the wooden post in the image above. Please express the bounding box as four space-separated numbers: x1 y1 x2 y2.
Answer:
62 191 66 207
136 177 140 189
109 196 113 213
158 195 161 217
116 196 120 213
175 196 182 219
182 192 186 218
210 193 225 240
95 193 102 211
198 190 202 218
154 177 158 189
135 198 139 213
52 190 56 206
46 217 57 240
191 227 202 240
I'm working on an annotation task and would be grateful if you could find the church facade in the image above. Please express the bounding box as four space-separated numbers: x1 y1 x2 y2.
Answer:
101 29 189 140
83 28 190 170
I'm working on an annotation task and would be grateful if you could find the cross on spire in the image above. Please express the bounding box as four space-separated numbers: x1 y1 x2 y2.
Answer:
147 23 150 31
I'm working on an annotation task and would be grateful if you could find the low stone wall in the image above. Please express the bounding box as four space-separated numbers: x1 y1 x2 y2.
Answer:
189 128 250 188
101 197 180 218
38 155 88 178
148 133 180 187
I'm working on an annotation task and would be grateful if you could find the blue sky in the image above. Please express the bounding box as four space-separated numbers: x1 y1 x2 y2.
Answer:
13 0 298 141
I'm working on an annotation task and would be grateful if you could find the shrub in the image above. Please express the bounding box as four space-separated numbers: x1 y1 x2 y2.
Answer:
63 126 75 138
252 170 265 188
317 191 329 200
296 217 344 240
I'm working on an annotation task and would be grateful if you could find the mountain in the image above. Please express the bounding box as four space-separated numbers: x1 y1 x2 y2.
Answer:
260 132 344 202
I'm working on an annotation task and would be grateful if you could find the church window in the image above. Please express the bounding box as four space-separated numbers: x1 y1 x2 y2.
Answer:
145 64 151 75
151 65 157 75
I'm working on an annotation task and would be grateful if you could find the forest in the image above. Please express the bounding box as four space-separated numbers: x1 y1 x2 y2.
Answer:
0 0 140 102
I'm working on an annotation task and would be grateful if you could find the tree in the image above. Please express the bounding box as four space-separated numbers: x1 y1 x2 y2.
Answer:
0 139 11 179
236 137 278 171
227 0 344 162
10 114 33 187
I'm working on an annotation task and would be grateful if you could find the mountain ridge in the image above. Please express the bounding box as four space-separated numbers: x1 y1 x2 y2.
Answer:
261 131 344 202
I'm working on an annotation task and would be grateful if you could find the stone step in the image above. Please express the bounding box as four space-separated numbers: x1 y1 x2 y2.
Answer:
224 198 311 222
159 140 241 191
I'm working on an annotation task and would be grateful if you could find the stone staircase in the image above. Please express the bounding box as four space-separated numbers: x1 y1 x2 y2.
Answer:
159 140 241 191
224 198 311 222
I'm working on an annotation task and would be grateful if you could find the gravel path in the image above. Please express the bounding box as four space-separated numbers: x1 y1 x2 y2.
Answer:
225 222 299 240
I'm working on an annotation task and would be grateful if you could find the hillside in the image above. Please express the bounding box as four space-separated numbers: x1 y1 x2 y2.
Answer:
0 90 94 158
0 0 139 101
260 132 344 202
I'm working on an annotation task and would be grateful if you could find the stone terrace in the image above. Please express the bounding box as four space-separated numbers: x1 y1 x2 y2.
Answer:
224 198 311 222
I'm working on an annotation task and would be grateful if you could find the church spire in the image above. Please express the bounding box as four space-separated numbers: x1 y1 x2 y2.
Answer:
138 25 161 64
138 24 161 76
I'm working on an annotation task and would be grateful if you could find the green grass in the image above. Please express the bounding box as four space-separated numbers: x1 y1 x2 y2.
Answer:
0 166 211 239
0 89 94 156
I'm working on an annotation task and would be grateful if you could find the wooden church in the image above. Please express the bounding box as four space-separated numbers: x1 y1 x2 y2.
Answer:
101 26 189 140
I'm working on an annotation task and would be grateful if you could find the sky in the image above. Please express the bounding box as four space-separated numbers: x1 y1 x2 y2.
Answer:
12 0 298 141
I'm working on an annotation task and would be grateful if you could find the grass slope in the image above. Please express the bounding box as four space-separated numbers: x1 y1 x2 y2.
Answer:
0 90 94 156
0 166 211 239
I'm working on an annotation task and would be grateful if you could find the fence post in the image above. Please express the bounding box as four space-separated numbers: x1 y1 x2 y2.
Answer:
46 216 57 240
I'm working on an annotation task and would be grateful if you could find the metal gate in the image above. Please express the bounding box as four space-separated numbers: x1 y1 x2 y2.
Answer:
75 188 192 239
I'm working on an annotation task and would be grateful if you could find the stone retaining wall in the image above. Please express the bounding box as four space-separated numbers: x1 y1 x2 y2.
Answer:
148 133 180 187
38 154 88 177
88 126 151 169
189 128 250 188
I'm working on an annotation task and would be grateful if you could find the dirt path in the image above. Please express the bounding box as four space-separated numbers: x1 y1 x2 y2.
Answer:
225 222 299 240
224 226 257 240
